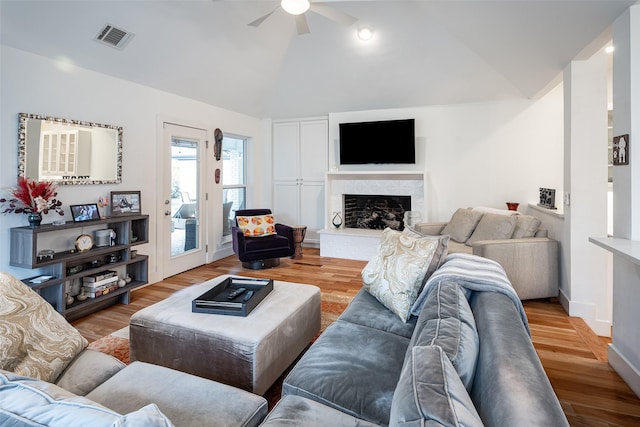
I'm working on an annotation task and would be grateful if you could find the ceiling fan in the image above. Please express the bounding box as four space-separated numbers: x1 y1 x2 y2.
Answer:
248 0 358 35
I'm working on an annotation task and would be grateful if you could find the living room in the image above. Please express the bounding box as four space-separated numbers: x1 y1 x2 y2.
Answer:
1 0 640 423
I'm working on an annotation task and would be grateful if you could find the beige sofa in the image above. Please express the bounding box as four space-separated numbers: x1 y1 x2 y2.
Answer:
412 207 559 300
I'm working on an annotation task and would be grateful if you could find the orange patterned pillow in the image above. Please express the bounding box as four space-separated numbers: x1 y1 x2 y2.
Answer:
237 214 276 237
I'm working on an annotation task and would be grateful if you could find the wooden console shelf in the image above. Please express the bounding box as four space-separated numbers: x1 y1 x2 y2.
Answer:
10 215 149 321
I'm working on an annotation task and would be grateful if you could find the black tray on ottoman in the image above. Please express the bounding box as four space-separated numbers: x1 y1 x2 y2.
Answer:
192 276 273 316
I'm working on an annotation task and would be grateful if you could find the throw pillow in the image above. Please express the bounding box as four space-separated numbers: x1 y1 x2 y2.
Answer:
0 273 88 383
440 208 484 243
466 212 517 246
236 214 276 237
362 228 439 322
0 370 174 426
402 225 450 279
410 281 479 390
512 214 542 238
389 345 484 427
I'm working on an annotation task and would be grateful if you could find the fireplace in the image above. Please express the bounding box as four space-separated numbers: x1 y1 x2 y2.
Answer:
344 194 411 231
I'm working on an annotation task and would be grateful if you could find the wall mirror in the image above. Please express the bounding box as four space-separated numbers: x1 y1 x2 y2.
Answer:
18 113 123 185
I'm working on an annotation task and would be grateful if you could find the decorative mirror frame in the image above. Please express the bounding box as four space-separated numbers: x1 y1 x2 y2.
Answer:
18 113 123 185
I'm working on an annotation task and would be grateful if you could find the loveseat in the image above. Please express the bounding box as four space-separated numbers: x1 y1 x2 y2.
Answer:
0 272 268 426
413 207 559 300
260 229 568 427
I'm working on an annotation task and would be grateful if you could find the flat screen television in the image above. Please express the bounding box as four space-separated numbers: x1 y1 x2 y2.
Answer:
339 119 415 165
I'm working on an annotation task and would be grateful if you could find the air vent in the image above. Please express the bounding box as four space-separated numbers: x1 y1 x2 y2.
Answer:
95 23 134 50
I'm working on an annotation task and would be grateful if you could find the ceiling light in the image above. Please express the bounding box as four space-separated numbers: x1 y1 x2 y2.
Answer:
605 45 614 54
281 0 310 16
357 27 374 41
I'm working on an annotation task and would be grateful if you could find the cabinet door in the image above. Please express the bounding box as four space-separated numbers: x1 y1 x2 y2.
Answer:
273 181 299 226
300 182 324 243
273 122 300 182
300 120 328 182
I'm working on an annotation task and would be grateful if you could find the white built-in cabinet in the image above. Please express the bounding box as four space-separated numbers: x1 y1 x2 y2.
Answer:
272 119 328 245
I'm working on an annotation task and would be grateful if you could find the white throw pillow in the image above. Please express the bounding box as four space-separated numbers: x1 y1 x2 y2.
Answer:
362 228 439 322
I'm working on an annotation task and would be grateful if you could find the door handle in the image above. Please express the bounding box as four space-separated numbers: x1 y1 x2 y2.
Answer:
165 210 171 216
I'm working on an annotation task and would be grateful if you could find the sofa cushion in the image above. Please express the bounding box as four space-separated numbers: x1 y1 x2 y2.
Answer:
362 228 440 322
440 208 483 243
411 281 479 390
472 206 520 216
511 214 542 238
0 370 174 426
466 213 517 246
283 320 410 426
389 345 483 427
0 273 88 383
55 349 125 396
236 214 276 237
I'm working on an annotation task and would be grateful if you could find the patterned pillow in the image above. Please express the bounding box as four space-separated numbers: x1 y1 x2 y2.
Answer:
402 225 450 280
362 228 439 322
0 273 88 383
236 214 276 237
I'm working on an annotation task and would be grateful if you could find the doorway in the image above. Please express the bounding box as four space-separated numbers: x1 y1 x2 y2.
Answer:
161 123 208 278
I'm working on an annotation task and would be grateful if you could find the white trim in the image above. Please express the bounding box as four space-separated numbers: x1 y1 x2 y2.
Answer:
568 298 612 337
609 344 640 398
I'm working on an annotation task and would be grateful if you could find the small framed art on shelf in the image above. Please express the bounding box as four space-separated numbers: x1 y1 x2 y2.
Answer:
111 191 141 216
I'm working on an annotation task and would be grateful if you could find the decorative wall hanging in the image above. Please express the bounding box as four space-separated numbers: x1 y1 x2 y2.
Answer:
214 128 223 161
612 134 629 166
538 188 556 210
215 168 221 184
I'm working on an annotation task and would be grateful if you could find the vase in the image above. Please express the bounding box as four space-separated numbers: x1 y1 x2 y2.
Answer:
27 212 42 227
506 202 519 211
332 212 342 228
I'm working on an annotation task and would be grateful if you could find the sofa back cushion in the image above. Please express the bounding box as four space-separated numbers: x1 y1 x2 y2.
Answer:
0 370 174 426
410 281 479 390
440 208 483 243
0 273 88 383
466 213 517 246
389 345 483 427
511 215 542 238
362 229 440 322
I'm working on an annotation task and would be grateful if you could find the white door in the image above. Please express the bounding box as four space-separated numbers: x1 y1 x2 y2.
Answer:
161 123 208 278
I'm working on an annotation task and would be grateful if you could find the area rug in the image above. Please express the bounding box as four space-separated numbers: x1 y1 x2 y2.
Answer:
87 292 353 409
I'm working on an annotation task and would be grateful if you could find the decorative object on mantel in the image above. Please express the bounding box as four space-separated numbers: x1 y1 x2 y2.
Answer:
214 128 223 161
0 177 64 227
538 188 557 210
332 211 343 228
506 202 519 211
612 134 629 166
98 195 109 217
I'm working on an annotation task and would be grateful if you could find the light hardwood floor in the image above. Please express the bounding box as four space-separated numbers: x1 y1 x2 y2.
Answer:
72 249 640 427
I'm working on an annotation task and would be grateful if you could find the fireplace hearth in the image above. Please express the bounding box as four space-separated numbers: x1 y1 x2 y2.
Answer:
344 194 411 231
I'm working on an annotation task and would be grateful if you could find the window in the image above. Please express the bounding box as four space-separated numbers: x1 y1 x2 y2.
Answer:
222 135 246 241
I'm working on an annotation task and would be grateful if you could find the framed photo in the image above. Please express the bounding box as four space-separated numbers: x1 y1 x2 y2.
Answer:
613 134 629 166
70 203 101 222
111 191 141 216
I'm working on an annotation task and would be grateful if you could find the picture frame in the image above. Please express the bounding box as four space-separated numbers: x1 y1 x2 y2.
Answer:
110 191 141 216
70 203 101 222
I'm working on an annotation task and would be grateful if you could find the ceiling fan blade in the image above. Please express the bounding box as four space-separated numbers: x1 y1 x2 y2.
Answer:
295 14 310 35
309 3 357 26
248 8 278 28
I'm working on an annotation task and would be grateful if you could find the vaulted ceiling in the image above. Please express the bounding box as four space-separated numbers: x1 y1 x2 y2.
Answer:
1 0 635 119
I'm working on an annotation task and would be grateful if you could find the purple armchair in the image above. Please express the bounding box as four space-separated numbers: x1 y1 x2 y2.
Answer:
232 209 295 269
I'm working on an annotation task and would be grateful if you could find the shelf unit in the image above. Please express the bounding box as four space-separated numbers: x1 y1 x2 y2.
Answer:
10 215 149 321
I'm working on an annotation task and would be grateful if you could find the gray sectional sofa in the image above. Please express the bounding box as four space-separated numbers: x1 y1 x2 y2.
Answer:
413 207 559 300
261 253 569 427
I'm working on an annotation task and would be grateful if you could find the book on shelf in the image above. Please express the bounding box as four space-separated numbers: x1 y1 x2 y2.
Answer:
83 270 117 283
83 275 119 289
83 283 120 299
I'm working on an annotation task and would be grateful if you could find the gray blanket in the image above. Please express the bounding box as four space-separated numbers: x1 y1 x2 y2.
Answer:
411 253 530 334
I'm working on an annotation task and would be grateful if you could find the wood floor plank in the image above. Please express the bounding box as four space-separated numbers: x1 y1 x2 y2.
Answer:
72 249 640 426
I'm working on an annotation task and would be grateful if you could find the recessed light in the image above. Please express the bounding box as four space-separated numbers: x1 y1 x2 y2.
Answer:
357 27 374 41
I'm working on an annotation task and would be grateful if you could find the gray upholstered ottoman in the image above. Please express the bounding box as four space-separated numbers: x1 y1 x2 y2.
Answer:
129 275 321 395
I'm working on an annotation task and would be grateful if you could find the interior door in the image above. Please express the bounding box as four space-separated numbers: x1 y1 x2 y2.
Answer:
161 123 208 278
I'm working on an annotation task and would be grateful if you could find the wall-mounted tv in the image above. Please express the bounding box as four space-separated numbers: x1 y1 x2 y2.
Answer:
339 118 415 165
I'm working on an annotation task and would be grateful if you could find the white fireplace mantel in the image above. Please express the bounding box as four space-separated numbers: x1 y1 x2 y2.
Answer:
321 170 426 260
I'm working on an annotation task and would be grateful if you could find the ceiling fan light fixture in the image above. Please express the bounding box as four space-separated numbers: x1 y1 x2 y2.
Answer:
281 0 310 16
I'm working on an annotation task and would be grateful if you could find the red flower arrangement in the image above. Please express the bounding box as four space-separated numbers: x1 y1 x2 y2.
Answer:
0 177 64 215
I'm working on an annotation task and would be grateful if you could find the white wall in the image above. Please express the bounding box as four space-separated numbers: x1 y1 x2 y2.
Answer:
329 84 565 222
0 46 264 284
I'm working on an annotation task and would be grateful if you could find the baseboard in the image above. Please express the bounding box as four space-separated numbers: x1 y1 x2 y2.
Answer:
609 344 640 398
558 288 570 313
568 298 612 337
